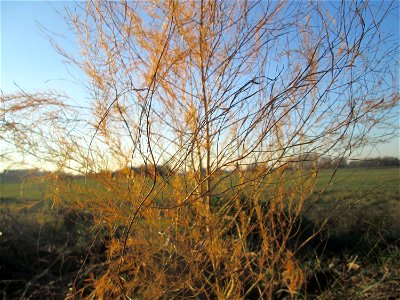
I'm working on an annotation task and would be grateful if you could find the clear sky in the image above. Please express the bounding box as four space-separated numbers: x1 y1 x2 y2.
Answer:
1 1 399 172
1 0 86 102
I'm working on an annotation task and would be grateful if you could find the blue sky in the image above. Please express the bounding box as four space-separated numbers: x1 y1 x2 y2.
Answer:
1 1 399 167
1 1 86 102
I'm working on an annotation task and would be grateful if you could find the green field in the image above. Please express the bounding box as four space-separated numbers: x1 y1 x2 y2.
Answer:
307 168 399 241
1 167 399 200
0 180 50 201
1 167 398 237
1 168 399 298
315 168 399 201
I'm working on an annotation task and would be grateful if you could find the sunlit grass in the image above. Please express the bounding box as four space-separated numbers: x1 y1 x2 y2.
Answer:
2 167 398 203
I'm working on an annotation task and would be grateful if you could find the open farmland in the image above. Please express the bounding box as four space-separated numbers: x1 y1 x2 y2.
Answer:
1 167 399 238
1 167 399 298
2 167 399 199
308 168 400 241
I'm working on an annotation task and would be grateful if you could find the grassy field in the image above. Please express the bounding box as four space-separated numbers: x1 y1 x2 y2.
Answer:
1 168 399 298
0 180 50 201
315 168 399 201
2 167 399 200
1 167 398 238
306 168 400 241
1 167 398 235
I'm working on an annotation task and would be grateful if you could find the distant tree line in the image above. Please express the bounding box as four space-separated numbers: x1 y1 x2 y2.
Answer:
289 155 400 169
111 164 175 179
1 156 398 183
346 156 400 168
0 168 48 183
241 155 399 172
